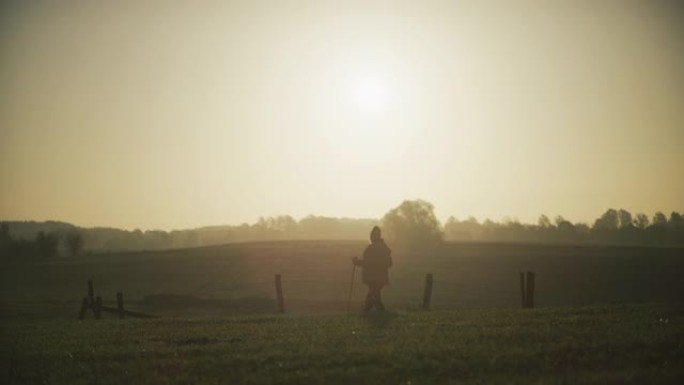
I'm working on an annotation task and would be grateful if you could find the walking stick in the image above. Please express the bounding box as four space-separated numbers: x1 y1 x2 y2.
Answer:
347 262 357 313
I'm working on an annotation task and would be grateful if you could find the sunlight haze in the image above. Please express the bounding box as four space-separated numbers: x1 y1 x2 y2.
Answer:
1 0 682 230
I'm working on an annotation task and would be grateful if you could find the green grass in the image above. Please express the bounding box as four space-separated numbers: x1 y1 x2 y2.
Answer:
1 304 683 384
2 241 683 383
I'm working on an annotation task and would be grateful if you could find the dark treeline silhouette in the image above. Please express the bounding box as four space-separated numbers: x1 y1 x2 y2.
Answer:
0 223 64 259
444 209 684 246
0 217 377 256
2 204 683 257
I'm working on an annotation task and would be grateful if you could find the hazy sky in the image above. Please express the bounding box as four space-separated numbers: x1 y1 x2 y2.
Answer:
1 0 683 230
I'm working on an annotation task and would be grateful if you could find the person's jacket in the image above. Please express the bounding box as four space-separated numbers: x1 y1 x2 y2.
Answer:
359 239 392 285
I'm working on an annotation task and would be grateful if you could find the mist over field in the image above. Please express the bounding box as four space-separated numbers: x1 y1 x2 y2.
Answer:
2 200 683 256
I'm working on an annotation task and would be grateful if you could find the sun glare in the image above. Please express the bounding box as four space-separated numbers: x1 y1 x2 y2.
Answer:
350 77 389 112
315 73 417 165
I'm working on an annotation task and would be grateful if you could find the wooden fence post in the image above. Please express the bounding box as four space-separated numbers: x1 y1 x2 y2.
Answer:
117 292 124 319
526 271 535 309
422 273 433 310
79 297 88 320
520 272 526 309
88 280 96 316
95 296 102 319
275 274 285 313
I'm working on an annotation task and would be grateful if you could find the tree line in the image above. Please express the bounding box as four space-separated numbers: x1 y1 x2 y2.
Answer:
443 208 684 246
0 223 84 259
1 201 683 258
0 216 377 256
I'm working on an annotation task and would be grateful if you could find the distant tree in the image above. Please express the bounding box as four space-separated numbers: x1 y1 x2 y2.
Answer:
667 212 684 244
183 230 201 248
131 229 145 249
552 216 575 242
574 223 591 235
538 215 552 228
554 215 568 227
643 212 668 245
271 216 298 239
481 219 497 238
144 230 171 249
459 217 481 239
617 209 633 228
652 212 668 227
0 223 11 257
593 209 619 230
36 231 59 258
251 216 298 240
0 223 9 244
444 217 468 241
500 218 527 242
444 216 482 241
65 231 84 257
382 199 443 248
634 213 649 229
297 216 341 239
556 219 574 232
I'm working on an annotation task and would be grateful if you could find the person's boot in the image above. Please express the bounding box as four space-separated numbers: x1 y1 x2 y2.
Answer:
363 295 373 313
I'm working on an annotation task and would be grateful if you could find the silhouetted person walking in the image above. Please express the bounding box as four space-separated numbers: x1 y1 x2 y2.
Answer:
353 226 392 313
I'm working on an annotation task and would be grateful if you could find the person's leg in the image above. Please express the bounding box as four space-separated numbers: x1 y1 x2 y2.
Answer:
367 283 382 311
375 284 385 311
364 285 374 312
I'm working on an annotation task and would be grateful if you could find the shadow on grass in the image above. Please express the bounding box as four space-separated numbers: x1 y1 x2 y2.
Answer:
361 310 400 329
142 294 274 314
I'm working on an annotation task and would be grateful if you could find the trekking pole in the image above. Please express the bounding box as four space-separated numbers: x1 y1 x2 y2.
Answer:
347 261 357 313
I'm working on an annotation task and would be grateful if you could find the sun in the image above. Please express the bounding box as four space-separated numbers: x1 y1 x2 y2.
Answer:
350 76 389 113
315 71 414 165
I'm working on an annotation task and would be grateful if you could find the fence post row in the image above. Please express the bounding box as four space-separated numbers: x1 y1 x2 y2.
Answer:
80 272 538 317
422 273 434 310
275 274 285 313
78 280 153 320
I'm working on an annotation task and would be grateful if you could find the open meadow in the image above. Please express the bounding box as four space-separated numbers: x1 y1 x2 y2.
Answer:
2 241 683 384
1 240 683 318
2 305 683 384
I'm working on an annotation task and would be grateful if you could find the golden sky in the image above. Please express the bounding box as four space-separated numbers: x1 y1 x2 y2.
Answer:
1 0 683 230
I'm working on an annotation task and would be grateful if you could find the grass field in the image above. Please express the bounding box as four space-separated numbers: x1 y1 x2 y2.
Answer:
1 305 683 384
1 241 683 383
